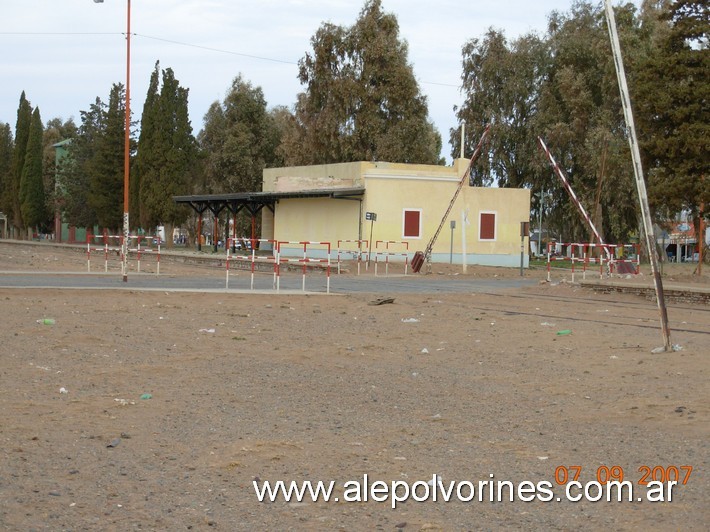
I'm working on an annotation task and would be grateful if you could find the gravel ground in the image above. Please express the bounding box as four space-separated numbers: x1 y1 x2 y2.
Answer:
0 242 708 530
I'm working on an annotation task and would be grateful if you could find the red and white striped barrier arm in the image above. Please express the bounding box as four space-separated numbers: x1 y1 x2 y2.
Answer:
538 138 611 261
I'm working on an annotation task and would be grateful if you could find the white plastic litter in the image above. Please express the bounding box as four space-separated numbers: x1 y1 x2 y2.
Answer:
651 344 683 354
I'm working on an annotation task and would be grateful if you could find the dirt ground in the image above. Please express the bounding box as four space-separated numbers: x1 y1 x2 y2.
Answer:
0 243 708 530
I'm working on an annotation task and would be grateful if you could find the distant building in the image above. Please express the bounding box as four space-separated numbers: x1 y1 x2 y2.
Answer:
657 211 705 262
52 139 92 244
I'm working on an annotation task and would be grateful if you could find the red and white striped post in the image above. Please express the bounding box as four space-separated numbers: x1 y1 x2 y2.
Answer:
276 241 331 293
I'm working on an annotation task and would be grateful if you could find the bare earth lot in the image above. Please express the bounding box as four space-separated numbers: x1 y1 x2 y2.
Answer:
0 243 708 530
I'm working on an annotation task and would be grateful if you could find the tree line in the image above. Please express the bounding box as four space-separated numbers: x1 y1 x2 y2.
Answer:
0 0 706 247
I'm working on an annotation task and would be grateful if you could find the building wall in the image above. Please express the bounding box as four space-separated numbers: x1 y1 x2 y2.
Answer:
262 160 530 267
274 197 362 254
263 162 365 192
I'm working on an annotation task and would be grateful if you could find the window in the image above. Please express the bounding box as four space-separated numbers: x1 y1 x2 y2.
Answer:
403 209 422 239
479 211 496 241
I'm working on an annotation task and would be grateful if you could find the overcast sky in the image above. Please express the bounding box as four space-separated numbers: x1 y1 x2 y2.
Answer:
1 1 640 163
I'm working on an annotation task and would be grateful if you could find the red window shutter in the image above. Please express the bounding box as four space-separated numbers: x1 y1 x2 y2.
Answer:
480 212 496 240
404 210 420 238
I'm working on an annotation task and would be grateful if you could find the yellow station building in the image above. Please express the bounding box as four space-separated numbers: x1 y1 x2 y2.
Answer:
261 159 530 267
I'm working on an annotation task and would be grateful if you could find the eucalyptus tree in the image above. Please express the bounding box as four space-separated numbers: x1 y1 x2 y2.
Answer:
198 74 278 193
285 0 442 165
455 1 648 244
454 29 548 188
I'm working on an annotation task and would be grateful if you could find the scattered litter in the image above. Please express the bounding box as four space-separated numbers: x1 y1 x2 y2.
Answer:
651 344 683 354
369 297 395 306
393 456 407 461
427 474 442 487
431 414 441 420
401 318 419 323
421 348 429 354
537 456 549 461
609 355 619 360
59 387 68 394
540 322 555 327
106 438 121 448
199 328 216 333
556 329 572 336
37 318 55 325
140 393 153 400
114 398 135 406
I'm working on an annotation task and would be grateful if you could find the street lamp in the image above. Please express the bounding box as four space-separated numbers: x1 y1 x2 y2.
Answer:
94 0 131 282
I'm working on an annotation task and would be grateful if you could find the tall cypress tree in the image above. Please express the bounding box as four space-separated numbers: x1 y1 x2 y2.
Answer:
136 65 195 243
11 92 33 233
132 62 160 228
19 107 45 233
88 83 125 231
636 0 709 219
0 123 14 228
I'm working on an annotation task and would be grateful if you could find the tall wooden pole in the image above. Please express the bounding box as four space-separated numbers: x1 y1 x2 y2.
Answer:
697 198 704 276
604 0 672 351
121 0 131 282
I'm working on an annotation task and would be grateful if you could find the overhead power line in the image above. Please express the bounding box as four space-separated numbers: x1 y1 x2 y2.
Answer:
1 30 461 89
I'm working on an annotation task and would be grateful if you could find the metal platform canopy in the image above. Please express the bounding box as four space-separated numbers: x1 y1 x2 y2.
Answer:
174 188 365 251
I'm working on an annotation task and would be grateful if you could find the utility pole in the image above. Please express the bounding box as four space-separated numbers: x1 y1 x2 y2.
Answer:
538 191 544 257
604 0 672 351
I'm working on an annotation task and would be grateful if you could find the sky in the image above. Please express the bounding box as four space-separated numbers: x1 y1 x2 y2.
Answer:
1 0 641 163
